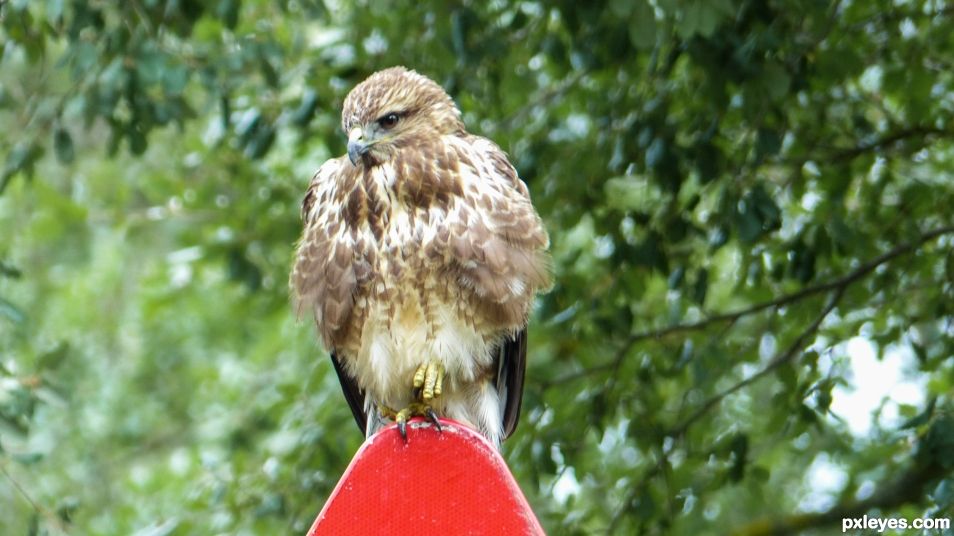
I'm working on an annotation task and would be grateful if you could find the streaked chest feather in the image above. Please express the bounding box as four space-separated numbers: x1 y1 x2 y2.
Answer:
337 168 498 402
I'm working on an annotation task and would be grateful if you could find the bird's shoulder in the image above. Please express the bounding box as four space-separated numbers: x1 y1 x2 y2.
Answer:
443 133 530 198
301 155 352 223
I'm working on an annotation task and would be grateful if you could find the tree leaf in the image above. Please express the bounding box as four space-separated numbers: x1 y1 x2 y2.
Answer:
628 1 656 51
761 62 791 101
0 260 22 279
1 142 44 193
0 297 26 324
691 267 708 305
900 397 936 430
290 89 319 127
37 342 70 371
54 128 75 164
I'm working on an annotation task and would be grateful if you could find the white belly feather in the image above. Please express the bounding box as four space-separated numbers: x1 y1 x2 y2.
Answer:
357 300 491 403
354 301 504 444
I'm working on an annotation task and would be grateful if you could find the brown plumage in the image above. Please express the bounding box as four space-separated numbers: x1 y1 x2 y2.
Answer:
290 67 551 446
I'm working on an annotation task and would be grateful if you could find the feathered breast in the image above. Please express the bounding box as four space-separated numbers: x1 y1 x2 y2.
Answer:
291 133 551 351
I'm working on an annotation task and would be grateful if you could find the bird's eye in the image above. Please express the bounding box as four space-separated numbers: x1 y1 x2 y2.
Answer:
378 113 400 129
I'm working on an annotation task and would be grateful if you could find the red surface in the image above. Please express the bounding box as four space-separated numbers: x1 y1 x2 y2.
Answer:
308 418 545 535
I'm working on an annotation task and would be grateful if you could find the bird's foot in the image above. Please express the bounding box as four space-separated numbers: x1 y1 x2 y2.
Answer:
412 360 445 401
377 404 399 420
384 402 442 443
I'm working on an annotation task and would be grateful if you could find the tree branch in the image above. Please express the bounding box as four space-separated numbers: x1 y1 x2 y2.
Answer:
638 224 953 343
607 448 670 533
783 126 952 166
494 69 588 132
543 224 954 391
1 462 67 532
732 458 948 535
0 463 42 514
667 284 844 438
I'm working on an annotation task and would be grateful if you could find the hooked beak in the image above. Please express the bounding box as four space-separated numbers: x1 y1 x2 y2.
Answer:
347 127 369 166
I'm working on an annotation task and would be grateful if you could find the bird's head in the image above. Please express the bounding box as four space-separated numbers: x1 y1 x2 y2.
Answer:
340 67 464 167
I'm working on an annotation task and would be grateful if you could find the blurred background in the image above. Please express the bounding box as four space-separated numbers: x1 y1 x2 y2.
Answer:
2 0 953 534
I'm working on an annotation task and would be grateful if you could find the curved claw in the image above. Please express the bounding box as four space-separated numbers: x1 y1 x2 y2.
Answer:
391 402 441 443
397 418 408 443
425 407 442 433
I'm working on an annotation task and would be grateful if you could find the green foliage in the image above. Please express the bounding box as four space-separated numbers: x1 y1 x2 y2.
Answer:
2 0 953 534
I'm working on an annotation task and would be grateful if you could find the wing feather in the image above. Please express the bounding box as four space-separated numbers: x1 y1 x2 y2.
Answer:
446 136 551 327
330 351 368 434
291 157 358 348
496 329 527 440
292 159 370 434
445 135 545 440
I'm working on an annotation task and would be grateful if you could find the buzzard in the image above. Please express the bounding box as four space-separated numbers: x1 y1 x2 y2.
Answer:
291 67 551 447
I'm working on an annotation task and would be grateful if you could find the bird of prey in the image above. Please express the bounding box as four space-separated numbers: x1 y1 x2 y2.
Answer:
291 67 551 447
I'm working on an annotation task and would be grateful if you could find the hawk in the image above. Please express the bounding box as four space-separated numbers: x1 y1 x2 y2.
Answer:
291 67 551 447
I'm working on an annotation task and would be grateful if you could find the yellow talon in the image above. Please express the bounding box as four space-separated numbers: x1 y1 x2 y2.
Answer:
394 403 424 425
412 364 427 389
433 365 444 398
412 360 445 401
378 405 398 420
422 362 444 400
391 360 446 442
391 402 442 442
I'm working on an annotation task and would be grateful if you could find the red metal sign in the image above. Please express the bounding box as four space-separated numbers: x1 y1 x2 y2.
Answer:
308 418 545 535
